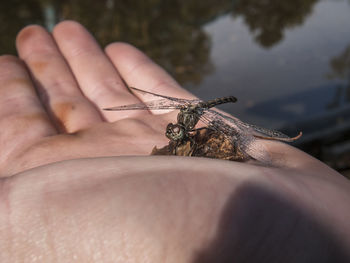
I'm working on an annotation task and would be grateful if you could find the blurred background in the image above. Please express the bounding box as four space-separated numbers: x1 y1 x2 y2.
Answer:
1 0 350 176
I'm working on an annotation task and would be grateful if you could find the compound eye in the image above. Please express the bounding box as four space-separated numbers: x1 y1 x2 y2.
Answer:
172 125 180 134
165 123 184 141
166 123 181 134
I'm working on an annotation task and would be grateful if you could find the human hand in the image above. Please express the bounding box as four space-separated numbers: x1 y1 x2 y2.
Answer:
1 21 350 262
0 19 198 176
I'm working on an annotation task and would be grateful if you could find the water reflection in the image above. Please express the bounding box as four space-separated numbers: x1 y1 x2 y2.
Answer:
246 84 345 124
1 0 237 85
247 38 350 121
58 0 230 85
328 44 350 107
247 41 350 138
247 42 350 173
246 81 350 173
0 0 322 84
0 0 44 54
231 0 318 48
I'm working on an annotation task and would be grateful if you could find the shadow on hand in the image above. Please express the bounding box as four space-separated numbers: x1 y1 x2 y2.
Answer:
193 182 349 263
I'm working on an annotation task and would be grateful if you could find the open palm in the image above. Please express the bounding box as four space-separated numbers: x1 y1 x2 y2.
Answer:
1 21 349 262
0 21 201 176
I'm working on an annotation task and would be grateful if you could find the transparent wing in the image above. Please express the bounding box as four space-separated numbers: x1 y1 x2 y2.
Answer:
131 87 199 104
104 99 186 111
199 110 271 163
204 109 300 142
104 87 202 111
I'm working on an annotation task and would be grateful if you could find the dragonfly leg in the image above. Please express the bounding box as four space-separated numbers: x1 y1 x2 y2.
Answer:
173 141 180 155
188 136 197 156
171 138 195 156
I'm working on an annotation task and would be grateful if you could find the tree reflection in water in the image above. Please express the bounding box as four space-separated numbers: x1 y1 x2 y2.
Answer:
1 0 320 84
232 0 318 48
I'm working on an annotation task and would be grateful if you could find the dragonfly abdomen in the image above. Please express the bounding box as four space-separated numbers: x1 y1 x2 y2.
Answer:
201 96 237 109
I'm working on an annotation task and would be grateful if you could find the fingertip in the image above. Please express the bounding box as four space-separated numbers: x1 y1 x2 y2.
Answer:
105 42 151 70
105 42 139 54
0 55 27 77
105 42 194 99
260 139 330 172
0 54 21 64
16 25 48 48
52 20 86 37
52 20 101 59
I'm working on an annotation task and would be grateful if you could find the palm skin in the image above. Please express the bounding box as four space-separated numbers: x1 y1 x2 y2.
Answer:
0 21 349 262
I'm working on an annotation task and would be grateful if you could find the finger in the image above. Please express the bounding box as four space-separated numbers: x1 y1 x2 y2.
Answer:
258 139 336 174
52 21 145 121
0 55 56 162
105 43 198 117
16 25 103 133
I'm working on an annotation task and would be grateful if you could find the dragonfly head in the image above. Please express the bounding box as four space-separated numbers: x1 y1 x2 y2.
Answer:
166 123 185 141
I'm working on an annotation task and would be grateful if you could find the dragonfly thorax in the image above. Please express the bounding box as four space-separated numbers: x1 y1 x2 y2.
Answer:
177 107 202 131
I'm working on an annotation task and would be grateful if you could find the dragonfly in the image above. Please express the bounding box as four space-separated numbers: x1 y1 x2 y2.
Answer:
104 87 302 163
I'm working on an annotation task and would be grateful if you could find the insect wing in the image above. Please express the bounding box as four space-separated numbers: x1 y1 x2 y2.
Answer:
244 123 297 141
199 109 249 137
205 110 297 141
104 87 203 111
104 99 183 111
200 110 272 163
131 87 201 104
104 98 202 111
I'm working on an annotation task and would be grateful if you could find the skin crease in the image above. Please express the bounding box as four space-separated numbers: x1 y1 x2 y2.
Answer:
0 21 349 262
